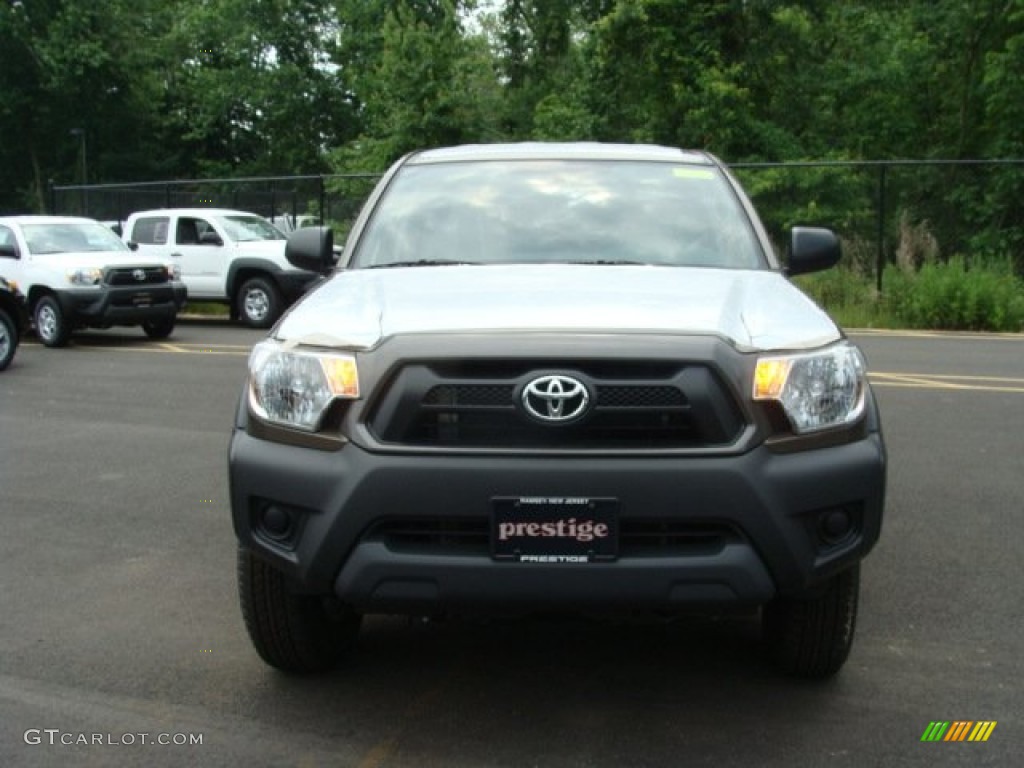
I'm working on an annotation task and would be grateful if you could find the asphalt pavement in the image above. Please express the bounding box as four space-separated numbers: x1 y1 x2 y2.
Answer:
0 322 1021 767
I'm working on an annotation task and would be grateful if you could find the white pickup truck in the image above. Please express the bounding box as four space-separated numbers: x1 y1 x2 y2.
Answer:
0 215 186 346
123 208 320 328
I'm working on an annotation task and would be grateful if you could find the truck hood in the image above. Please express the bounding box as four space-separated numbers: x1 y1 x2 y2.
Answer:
275 264 841 353
30 251 171 270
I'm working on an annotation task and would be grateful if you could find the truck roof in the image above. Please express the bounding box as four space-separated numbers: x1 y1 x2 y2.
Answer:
407 142 713 165
126 208 265 219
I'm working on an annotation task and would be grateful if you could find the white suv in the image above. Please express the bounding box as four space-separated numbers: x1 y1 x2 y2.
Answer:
123 208 320 328
0 216 186 347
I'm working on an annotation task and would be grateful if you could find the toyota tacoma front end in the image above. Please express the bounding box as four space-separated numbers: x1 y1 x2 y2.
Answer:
229 143 886 679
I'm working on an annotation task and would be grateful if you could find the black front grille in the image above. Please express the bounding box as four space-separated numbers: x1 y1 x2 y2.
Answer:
596 385 685 408
108 285 174 307
366 518 489 555
617 520 739 557
423 385 514 408
367 360 744 450
363 517 740 558
106 267 169 286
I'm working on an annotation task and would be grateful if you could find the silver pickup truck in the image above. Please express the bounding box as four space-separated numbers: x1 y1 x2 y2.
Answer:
229 143 886 679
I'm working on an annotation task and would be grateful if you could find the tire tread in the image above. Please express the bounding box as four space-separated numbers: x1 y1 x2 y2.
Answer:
763 563 860 679
237 547 359 673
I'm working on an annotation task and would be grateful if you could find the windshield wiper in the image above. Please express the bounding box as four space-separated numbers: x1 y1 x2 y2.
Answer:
570 259 648 266
365 259 478 269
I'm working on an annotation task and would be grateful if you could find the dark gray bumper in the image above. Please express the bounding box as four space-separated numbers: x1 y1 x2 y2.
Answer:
230 426 886 613
58 283 187 326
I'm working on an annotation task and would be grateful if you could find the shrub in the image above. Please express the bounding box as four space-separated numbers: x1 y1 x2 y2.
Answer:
795 250 1024 332
883 256 1024 332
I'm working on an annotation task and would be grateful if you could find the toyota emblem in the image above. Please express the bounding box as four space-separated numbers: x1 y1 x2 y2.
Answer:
132 269 147 282
521 375 590 424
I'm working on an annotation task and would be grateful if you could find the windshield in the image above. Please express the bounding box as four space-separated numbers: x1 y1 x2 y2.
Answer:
217 215 285 243
353 159 764 269
22 221 131 255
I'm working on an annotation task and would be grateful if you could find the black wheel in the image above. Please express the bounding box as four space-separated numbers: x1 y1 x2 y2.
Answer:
142 319 175 340
762 563 860 679
236 277 281 329
237 546 361 673
33 295 71 347
0 309 17 370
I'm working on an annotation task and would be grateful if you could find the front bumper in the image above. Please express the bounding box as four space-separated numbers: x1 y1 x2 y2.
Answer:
230 428 886 613
58 282 187 326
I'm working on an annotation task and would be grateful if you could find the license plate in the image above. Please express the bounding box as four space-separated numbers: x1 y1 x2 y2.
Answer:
491 497 618 563
132 293 152 306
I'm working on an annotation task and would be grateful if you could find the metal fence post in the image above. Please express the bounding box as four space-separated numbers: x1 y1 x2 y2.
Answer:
876 164 887 293
319 176 327 225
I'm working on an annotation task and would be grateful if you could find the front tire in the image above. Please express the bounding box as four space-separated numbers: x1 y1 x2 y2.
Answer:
142 319 175 340
762 563 860 679
0 309 18 370
34 295 71 347
236 277 281 329
237 546 361 673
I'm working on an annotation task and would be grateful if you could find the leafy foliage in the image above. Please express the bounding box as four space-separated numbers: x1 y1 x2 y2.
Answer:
883 257 1024 331
797 255 1024 332
2 0 1024 292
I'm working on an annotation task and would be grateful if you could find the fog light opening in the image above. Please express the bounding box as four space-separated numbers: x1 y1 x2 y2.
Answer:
261 505 295 541
818 509 852 545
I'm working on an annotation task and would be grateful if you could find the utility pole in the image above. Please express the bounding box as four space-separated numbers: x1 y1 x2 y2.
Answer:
69 128 87 184
69 128 88 215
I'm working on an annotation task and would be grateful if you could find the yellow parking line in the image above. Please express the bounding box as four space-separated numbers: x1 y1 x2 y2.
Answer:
171 344 252 354
894 373 1024 383
851 328 1024 341
872 374 971 390
64 343 251 357
871 372 1024 393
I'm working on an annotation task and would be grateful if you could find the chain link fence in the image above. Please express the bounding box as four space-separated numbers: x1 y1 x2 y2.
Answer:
51 159 1024 287
731 159 1024 290
50 173 381 240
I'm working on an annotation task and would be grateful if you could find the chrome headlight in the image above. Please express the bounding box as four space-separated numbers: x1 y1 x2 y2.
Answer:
753 342 867 434
67 268 103 286
248 341 360 431
168 263 181 280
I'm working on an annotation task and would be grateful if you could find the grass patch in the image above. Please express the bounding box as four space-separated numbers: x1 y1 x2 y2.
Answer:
794 257 1024 332
883 256 1024 332
793 269 898 329
183 301 230 317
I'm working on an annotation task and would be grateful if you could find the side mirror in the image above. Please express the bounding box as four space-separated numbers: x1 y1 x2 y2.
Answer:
286 226 335 274
127 241 139 252
787 227 841 276
199 231 223 246
0 243 18 259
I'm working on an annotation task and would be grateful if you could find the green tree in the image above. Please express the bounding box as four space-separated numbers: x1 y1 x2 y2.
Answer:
329 0 503 173
582 0 754 153
0 0 169 211
159 0 355 178
496 0 606 139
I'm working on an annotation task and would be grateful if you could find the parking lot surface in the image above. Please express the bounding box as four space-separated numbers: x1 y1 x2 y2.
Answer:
1 322 1021 767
